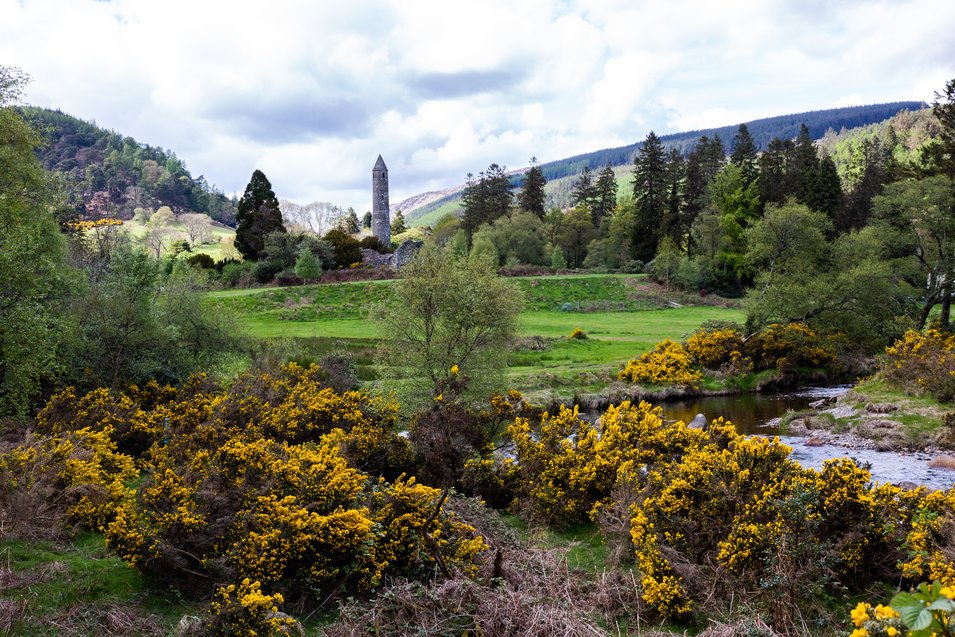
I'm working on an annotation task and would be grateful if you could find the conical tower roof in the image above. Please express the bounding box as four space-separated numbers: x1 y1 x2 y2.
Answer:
374 154 388 171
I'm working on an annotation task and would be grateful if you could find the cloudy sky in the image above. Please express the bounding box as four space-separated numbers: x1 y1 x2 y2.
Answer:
2 0 954 211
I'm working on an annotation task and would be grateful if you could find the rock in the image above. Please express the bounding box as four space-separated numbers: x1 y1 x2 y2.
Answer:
393 239 423 269
175 616 203 636
359 239 423 270
687 413 708 429
360 248 392 269
928 455 955 470
865 402 899 414
898 481 920 491
804 435 826 447
787 419 809 436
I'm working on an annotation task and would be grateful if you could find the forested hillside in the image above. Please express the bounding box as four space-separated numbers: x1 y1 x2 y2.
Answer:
19 106 238 225
404 101 924 223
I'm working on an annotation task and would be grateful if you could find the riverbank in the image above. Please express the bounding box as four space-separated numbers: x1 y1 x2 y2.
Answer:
777 377 954 452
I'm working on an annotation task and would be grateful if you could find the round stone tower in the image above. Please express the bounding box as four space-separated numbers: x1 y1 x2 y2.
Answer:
372 155 390 245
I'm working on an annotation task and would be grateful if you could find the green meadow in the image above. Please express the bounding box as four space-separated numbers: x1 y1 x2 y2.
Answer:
208 274 744 400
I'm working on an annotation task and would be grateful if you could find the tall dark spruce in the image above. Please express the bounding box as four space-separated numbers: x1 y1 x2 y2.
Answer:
234 169 285 261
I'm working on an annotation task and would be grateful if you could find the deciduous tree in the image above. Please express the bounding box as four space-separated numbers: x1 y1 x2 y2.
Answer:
374 245 523 409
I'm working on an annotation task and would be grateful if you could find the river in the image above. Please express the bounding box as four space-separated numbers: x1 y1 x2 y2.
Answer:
653 386 955 491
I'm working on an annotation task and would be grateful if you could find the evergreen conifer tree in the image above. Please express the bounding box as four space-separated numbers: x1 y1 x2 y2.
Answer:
730 124 759 188
235 169 285 261
807 156 843 219
792 124 820 203
294 246 322 281
661 150 686 246
592 166 618 229
391 209 407 235
631 131 667 261
362 211 373 229
517 157 547 218
345 208 361 234
571 166 596 210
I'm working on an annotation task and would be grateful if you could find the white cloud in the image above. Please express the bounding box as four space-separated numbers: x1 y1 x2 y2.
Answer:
1 0 953 211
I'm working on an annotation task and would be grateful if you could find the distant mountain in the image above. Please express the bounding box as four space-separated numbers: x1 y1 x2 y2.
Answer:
402 101 926 224
19 106 238 225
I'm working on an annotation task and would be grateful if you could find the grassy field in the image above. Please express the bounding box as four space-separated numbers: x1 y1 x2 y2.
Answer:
208 274 744 400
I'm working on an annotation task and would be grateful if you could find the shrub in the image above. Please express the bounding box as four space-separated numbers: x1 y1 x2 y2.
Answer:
883 329 955 401
507 401 706 527
98 364 485 609
359 235 393 254
186 253 216 269
618 339 703 388
684 326 745 370
220 261 253 287
253 260 282 284
743 322 834 373
274 271 304 287
569 327 588 340
204 578 300 636
324 228 362 268
0 428 136 537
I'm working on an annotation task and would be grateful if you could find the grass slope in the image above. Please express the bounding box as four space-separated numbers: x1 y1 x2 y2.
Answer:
207 274 744 400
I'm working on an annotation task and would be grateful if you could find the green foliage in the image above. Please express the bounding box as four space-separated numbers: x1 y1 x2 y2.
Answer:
873 175 955 329
374 245 524 409
390 209 406 235
468 233 498 264
323 227 362 268
730 123 759 187
0 68 81 416
293 246 322 281
556 206 596 268
746 202 915 347
69 245 241 389
461 163 513 242
650 236 681 289
471 210 547 266
550 245 567 270
890 583 955 636
235 170 285 261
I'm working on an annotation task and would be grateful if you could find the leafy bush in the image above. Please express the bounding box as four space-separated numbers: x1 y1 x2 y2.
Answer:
569 327 588 340
204 578 300 636
185 253 215 269
359 235 393 254
324 228 362 268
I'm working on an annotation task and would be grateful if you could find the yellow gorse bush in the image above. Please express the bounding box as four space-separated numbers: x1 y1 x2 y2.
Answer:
0 426 136 534
618 339 703 387
506 396 955 622
206 578 297 636
684 327 745 370
114 365 478 599
884 329 955 401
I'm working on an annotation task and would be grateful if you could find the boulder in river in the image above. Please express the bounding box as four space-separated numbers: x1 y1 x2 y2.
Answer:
688 413 708 429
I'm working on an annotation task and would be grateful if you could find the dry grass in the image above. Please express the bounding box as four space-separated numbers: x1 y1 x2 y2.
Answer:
12 604 166 637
